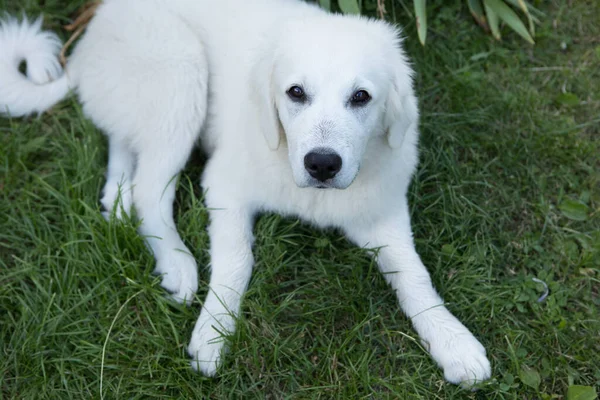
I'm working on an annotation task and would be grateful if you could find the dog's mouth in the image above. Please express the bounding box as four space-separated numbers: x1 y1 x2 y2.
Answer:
305 177 350 190
293 164 359 190
299 179 335 190
301 168 360 190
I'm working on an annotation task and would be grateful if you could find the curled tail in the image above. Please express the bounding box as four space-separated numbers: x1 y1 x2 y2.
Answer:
0 16 71 117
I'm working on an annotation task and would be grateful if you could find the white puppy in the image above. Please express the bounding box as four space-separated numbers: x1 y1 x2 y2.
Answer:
0 0 491 385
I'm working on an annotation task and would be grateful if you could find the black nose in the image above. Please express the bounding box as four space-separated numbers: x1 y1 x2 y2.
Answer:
304 150 342 182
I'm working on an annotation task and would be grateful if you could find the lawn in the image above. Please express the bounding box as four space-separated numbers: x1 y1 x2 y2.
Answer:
1 0 599 398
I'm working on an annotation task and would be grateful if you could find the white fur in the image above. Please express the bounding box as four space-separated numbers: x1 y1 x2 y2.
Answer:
0 0 491 385
0 16 69 115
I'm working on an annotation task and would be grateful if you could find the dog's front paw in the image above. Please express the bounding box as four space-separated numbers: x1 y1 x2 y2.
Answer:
188 320 228 376
429 331 491 386
154 250 198 304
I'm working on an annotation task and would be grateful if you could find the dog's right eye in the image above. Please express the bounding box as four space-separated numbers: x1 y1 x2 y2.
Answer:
287 86 306 102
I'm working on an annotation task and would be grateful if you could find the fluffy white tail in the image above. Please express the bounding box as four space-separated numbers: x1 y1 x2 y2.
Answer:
0 16 71 117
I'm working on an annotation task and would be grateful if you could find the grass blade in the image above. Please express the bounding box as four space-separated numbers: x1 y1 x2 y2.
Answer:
414 0 427 45
484 0 535 44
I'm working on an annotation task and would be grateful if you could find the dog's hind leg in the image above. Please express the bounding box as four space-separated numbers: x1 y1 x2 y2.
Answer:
100 138 134 220
69 0 209 303
132 145 199 304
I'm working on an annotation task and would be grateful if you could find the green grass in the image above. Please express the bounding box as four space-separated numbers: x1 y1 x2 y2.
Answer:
1 0 599 398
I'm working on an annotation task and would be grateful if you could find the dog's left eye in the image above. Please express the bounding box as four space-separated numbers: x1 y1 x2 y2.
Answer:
350 90 371 105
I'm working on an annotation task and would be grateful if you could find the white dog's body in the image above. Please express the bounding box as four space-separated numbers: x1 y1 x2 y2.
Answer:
0 0 491 385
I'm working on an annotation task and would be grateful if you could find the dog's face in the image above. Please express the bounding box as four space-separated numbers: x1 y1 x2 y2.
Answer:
253 16 419 189
273 44 386 189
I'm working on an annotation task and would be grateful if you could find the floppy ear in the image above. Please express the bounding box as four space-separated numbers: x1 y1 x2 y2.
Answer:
384 57 420 149
250 53 281 151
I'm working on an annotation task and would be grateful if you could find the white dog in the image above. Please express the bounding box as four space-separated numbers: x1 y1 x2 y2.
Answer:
0 0 491 385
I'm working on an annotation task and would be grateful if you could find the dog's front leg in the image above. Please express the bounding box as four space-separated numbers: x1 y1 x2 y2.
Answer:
188 207 254 376
343 206 491 386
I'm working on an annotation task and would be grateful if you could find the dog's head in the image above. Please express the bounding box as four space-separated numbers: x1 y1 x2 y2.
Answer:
252 15 418 189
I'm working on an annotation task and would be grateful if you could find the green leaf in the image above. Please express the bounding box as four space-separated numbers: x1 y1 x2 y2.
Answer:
503 372 515 385
579 190 591 204
483 1 501 40
557 318 567 329
338 0 360 14
519 366 541 390
504 0 535 35
567 385 598 400
483 0 534 44
314 237 330 248
414 0 427 45
559 199 589 221
441 244 456 255
318 0 331 10
555 93 580 107
467 0 488 29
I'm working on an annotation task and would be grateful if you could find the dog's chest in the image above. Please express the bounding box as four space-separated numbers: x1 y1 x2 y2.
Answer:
252 171 396 229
